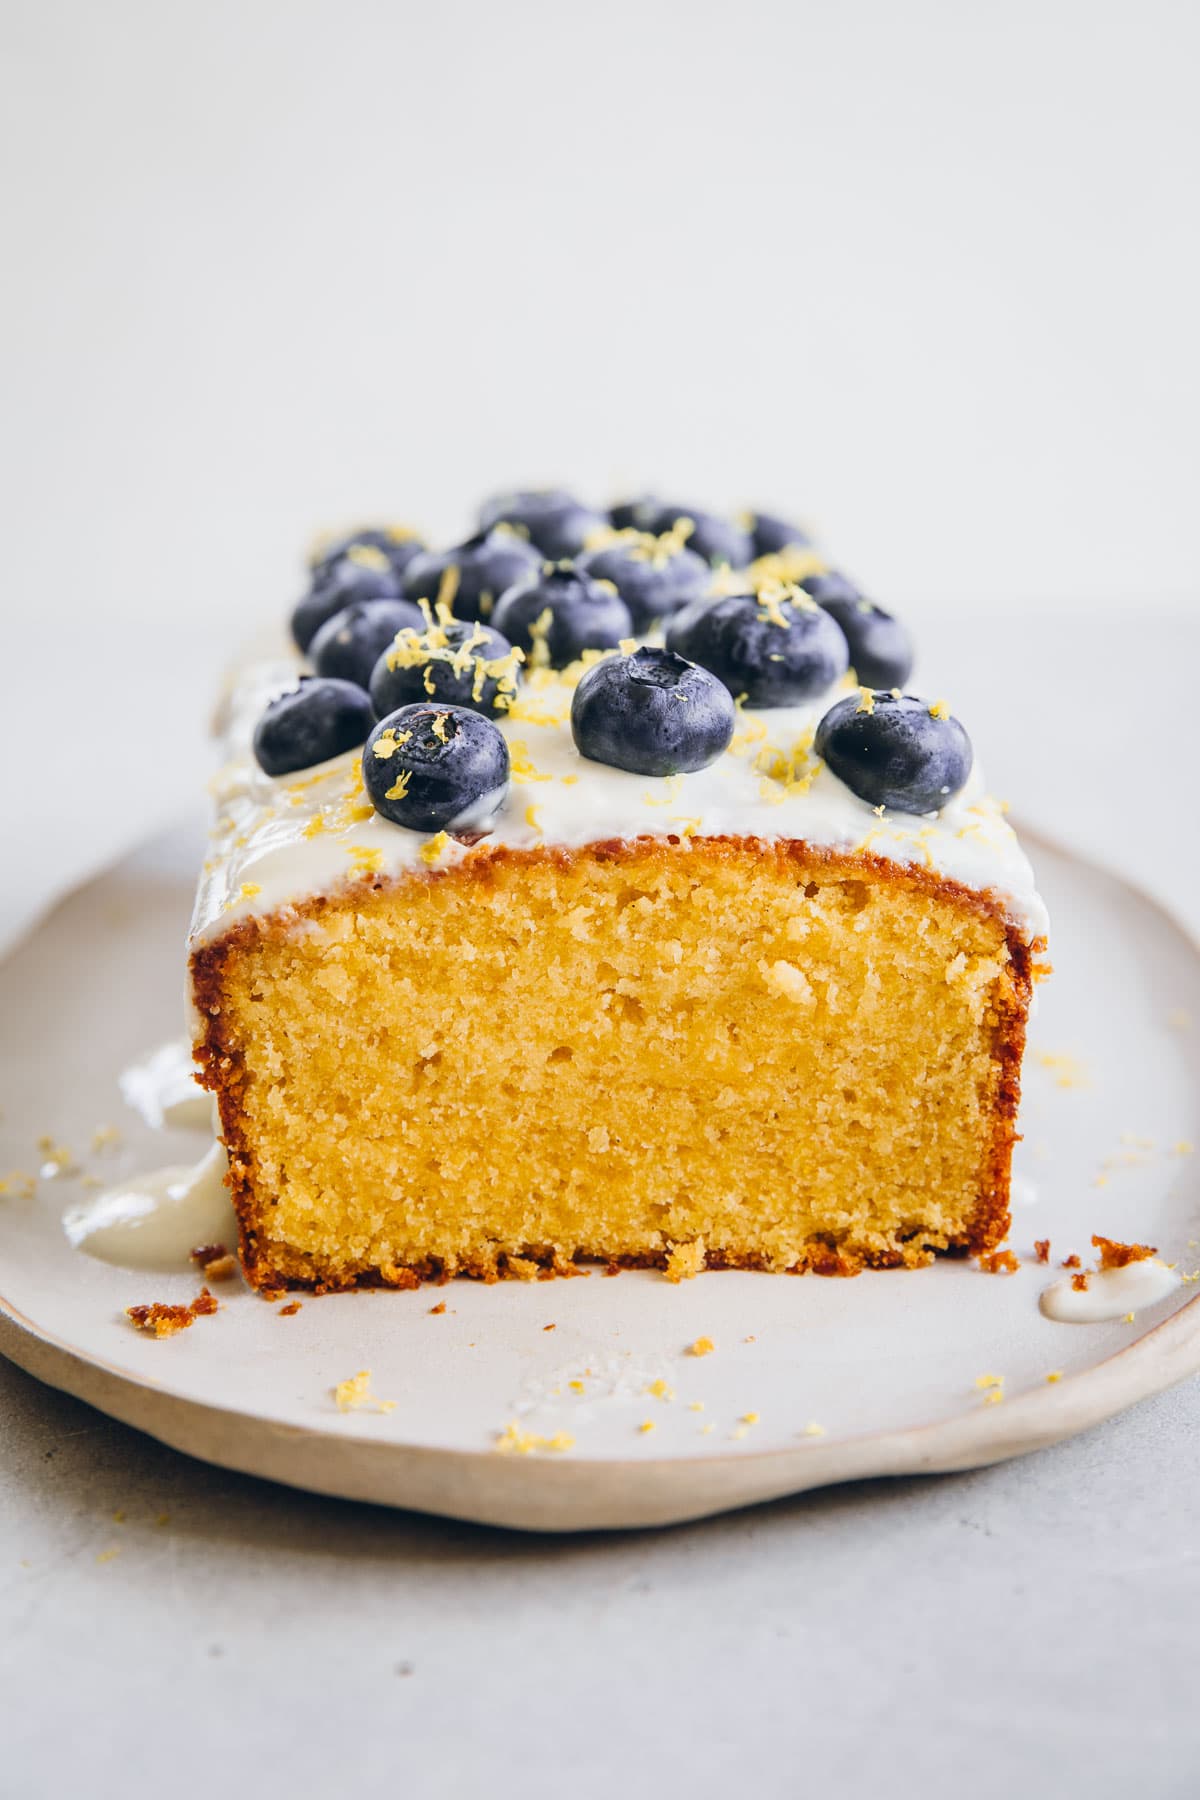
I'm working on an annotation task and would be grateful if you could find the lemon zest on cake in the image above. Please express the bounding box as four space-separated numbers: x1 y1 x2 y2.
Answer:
856 686 876 714
334 1369 395 1413
525 803 543 834
302 814 327 839
929 699 951 720
385 770 412 802
508 740 552 784
493 1421 574 1454
239 883 262 900
803 1421 826 1437
346 845 384 875
420 832 449 866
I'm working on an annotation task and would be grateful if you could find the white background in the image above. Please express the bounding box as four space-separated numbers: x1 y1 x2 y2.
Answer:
1 0 1198 944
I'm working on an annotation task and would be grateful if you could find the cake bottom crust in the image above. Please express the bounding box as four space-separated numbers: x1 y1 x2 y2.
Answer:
192 835 1042 1294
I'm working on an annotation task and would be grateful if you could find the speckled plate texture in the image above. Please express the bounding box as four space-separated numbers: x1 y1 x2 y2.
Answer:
1 822 1197 1531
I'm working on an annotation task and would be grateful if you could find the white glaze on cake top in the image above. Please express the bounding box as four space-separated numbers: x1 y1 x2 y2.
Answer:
189 657 1049 947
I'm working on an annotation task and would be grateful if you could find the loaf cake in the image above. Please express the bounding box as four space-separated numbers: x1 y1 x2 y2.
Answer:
190 495 1049 1292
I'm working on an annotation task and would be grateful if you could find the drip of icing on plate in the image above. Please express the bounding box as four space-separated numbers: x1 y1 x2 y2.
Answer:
119 1037 212 1131
63 1142 234 1271
1039 1258 1180 1323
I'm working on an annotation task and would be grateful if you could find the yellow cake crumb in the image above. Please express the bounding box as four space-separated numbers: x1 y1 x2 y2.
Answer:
688 1336 715 1357
646 1378 675 1401
1045 1370 1063 1383
664 1239 706 1283
637 1419 656 1434
802 1422 825 1437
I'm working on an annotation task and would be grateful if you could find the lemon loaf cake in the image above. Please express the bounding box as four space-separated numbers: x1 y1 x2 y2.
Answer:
190 494 1049 1292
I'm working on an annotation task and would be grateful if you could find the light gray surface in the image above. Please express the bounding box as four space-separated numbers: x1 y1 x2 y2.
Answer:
1 1354 1196 1799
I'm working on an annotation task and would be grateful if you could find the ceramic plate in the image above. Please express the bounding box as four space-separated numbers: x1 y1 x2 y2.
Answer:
1 822 1197 1531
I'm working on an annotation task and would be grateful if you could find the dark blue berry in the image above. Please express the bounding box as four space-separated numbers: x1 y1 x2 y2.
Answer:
814 693 973 813
368 619 520 718
253 679 375 776
644 504 753 569
577 533 710 632
310 526 426 583
748 511 813 558
478 489 607 560
797 569 861 605
665 590 848 707
491 566 632 667
309 598 427 689
292 552 404 653
403 529 541 623
817 596 913 689
570 646 735 777
363 704 510 832
608 495 660 532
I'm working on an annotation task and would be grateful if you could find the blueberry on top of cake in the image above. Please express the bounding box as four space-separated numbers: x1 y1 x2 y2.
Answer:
309 597 426 689
403 528 542 622
252 678 375 775
815 691 972 813
746 510 814 559
291 547 406 652
363 704 509 831
641 503 753 569
576 526 711 632
665 584 849 705
309 525 426 582
477 489 609 560
571 645 735 775
491 565 633 666
368 617 522 718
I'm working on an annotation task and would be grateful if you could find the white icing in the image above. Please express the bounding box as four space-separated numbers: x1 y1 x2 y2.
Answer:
1039 1258 1180 1323
63 1143 235 1271
119 1038 212 1132
189 659 1049 948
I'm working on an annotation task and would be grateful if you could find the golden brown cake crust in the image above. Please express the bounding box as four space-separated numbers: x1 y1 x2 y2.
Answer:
191 834 1042 1293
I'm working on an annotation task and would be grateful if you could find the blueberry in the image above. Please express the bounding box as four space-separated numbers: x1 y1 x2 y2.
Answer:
577 531 710 632
369 618 521 718
491 565 633 667
292 551 404 652
608 495 660 532
570 646 735 776
665 588 849 707
403 529 541 622
797 569 863 606
310 525 426 583
309 598 427 688
814 692 973 813
477 489 607 560
748 511 813 558
643 504 753 569
252 679 375 776
817 596 913 688
363 704 510 832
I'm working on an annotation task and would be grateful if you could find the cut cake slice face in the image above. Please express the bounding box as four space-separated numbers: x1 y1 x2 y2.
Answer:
190 661 1047 1292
